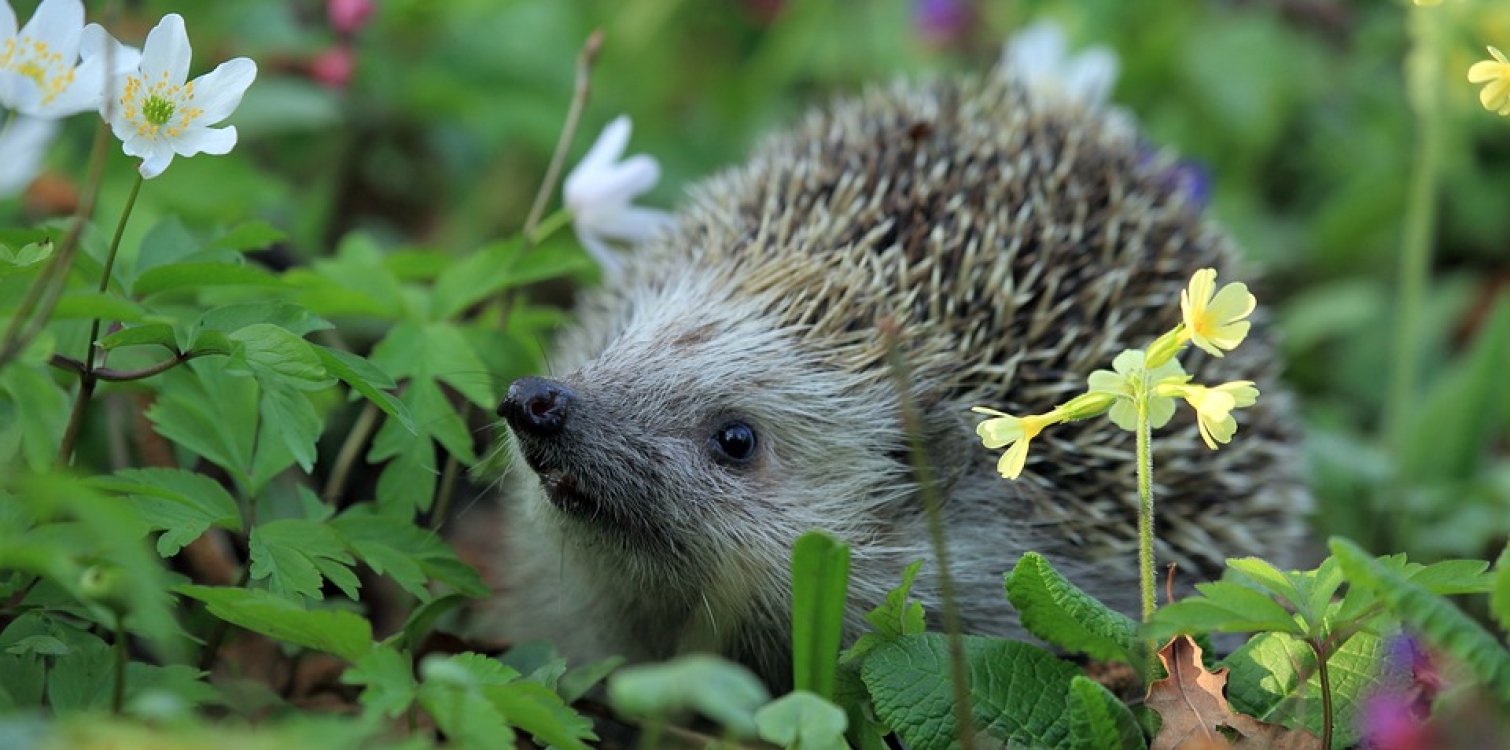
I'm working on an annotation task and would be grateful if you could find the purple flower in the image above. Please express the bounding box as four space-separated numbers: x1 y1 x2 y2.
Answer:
912 0 973 48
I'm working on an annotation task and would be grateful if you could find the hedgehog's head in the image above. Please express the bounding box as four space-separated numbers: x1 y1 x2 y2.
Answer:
497 266 970 647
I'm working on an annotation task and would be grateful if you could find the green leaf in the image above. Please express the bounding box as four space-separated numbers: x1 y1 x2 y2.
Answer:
313 345 414 433
249 519 360 602
371 321 497 409
88 468 242 557
1226 557 1305 607
203 221 289 253
834 663 889 750
50 292 148 323
1330 537 1510 705
133 261 282 297
861 634 1079 750
330 509 488 599
1223 630 1401 749
0 239 52 271
483 679 596 750
1493 543 1510 635
1400 296 1510 483
227 323 330 389
372 423 438 515
792 531 851 700
97 323 179 352
177 585 375 662
1146 580 1304 640
196 303 332 337
417 654 520 749
608 654 770 737
430 238 525 320
844 560 925 663
1066 675 1143 750
0 363 70 472
755 690 849 750
1405 558 1494 595
1005 552 1142 668
343 645 417 719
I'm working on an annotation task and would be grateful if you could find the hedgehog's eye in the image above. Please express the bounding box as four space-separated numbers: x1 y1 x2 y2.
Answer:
711 421 758 465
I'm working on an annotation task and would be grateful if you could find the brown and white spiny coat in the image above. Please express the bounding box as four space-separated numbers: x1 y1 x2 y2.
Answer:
490 63 1309 689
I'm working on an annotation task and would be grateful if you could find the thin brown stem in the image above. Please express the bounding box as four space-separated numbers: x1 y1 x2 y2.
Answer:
49 350 203 381
1312 637 1334 750
322 401 382 505
521 29 603 248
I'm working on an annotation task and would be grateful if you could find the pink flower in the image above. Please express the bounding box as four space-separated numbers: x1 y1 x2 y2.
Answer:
310 45 355 89
327 0 374 36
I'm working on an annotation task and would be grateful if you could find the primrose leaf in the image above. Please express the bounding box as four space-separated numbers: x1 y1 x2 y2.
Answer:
861 634 1079 750
608 654 770 738
249 519 359 602
1330 537 1510 705
755 690 849 750
792 531 850 700
1066 675 1143 750
88 468 242 557
1147 581 1304 640
177 584 375 662
1005 552 1142 669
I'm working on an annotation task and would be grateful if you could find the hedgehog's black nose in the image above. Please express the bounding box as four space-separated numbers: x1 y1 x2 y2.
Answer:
499 376 574 437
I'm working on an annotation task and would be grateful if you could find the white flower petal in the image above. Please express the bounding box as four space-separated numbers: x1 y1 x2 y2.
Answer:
572 223 624 278
139 14 191 85
1063 47 1118 105
570 154 660 212
583 206 673 244
19 0 84 55
575 115 632 176
172 125 236 157
0 3 17 41
136 145 175 179
79 24 142 75
0 115 59 196
1003 21 1066 82
190 58 256 124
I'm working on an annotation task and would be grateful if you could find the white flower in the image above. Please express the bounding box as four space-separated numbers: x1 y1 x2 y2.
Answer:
1001 20 1120 107
107 13 256 179
0 114 57 195
563 115 673 276
0 0 133 117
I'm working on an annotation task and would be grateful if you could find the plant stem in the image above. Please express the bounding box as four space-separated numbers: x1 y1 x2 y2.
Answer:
1312 639 1334 750
111 613 128 714
57 173 144 467
322 401 382 505
522 30 603 250
197 565 252 673
526 208 573 247
0 118 111 371
1384 6 1441 475
430 402 472 532
1136 390 1156 622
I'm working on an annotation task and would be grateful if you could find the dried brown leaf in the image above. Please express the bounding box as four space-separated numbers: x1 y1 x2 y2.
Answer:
1146 636 1323 750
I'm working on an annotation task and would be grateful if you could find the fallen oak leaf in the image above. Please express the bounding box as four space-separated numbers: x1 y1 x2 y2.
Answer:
1146 635 1323 750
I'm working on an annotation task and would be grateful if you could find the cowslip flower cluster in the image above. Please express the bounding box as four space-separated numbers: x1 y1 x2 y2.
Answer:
1468 46 1510 116
974 268 1260 479
563 116 673 276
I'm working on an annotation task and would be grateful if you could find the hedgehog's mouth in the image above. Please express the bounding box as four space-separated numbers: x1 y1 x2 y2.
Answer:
538 470 597 519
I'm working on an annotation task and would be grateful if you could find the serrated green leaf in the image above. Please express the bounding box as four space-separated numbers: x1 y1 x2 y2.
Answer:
343 646 416 719
1066 675 1143 750
256 380 323 473
608 654 770 737
483 679 596 750
1005 552 1141 668
313 345 414 433
371 321 497 409
430 239 525 320
1405 558 1494 595
1146 580 1304 640
755 690 849 750
372 423 438 515
1223 630 1402 749
133 262 282 297
1226 557 1305 607
88 468 242 557
197 303 332 337
0 363 70 472
177 585 374 662
288 234 409 318
249 519 359 602
227 323 330 388
417 655 518 749
792 531 850 700
132 216 199 280
1330 537 1510 705
844 560 926 663
97 323 179 352
331 509 488 599
7 635 68 657
1493 543 1510 635
203 221 288 253
834 662 889 750
861 634 1079 750
558 655 625 705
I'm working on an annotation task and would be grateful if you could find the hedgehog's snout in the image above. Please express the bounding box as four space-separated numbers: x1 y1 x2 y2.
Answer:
499 376 575 438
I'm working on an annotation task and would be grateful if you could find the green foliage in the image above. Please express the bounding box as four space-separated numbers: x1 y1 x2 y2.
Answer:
1494 543 1510 635
1066 676 1144 750
1005 552 1143 670
791 530 850 701
844 559 926 662
755 690 849 750
607 655 771 738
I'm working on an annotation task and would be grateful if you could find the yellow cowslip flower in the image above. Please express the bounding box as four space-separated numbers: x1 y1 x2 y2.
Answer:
1413 0 1443 5
1469 47 1510 116
1179 268 1255 358
971 407 1062 479
1156 380 1259 450
1086 349 1187 432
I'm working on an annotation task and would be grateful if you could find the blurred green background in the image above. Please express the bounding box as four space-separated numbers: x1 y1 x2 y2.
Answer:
9 0 1510 564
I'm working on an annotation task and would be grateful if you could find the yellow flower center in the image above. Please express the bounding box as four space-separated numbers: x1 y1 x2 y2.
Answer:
0 36 77 104
119 72 204 141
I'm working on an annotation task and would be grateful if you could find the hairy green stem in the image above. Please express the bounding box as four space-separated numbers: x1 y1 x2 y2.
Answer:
1312 639 1334 750
57 173 144 467
1385 7 1441 475
1136 388 1156 622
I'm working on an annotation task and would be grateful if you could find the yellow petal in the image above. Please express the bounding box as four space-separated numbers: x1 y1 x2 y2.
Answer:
996 438 1031 479
1468 60 1504 83
1206 283 1256 323
977 416 1025 449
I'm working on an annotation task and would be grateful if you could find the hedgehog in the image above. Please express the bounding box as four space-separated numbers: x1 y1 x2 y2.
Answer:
487 59 1310 690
